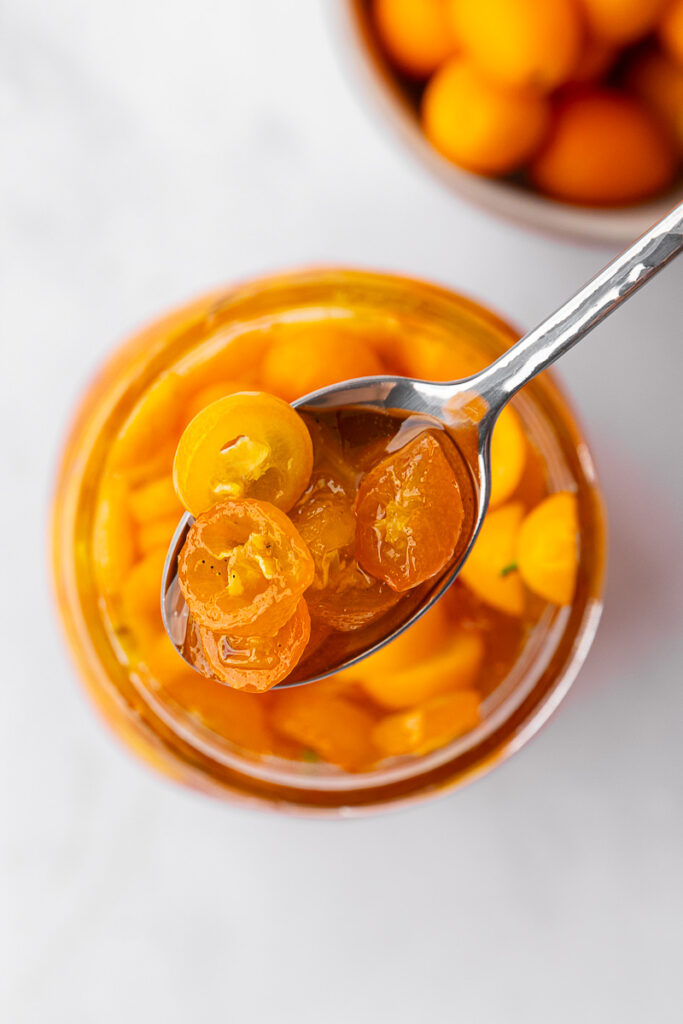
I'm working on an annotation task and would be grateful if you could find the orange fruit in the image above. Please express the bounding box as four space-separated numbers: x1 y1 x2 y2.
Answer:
517 491 579 605
422 57 550 175
372 689 480 756
177 498 314 636
173 392 313 518
578 0 670 45
660 0 683 68
460 502 525 615
373 0 458 77
261 329 383 404
627 48 683 154
529 89 677 205
450 0 583 92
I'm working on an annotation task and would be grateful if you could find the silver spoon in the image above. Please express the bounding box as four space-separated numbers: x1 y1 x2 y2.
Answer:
162 202 683 686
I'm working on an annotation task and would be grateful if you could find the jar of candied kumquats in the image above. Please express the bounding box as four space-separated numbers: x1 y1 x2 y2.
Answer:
52 270 606 815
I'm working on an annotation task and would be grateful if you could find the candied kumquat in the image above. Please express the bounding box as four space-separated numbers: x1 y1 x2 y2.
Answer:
460 502 525 615
373 0 458 78
142 631 190 684
181 379 248 427
356 622 484 709
120 546 169 640
128 474 183 525
92 475 135 594
195 598 311 692
372 689 480 756
529 89 678 205
291 469 399 630
489 405 527 508
342 597 451 681
578 0 670 45
422 57 551 175
112 371 183 471
261 329 383 404
137 515 182 555
355 431 465 592
395 333 486 381
450 0 583 93
162 670 276 753
517 491 579 605
268 688 378 771
173 392 313 518
177 498 314 636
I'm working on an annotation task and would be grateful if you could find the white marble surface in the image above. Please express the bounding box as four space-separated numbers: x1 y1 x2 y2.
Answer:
2 2 682 1021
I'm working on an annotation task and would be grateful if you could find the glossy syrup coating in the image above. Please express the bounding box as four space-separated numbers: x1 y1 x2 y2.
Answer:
173 391 313 517
177 498 314 636
92 318 580 772
195 599 311 692
354 431 465 591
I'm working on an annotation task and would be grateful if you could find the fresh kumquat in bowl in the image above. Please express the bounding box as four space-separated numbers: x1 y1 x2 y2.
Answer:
339 0 683 241
52 270 605 814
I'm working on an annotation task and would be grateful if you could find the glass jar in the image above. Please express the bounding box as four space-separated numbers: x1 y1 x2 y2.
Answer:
52 269 606 815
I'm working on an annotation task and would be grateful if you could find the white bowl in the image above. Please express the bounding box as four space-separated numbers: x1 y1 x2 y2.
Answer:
335 0 683 247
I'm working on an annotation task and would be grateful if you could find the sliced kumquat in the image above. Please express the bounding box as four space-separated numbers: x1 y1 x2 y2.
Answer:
162 670 276 753
194 598 311 691
137 515 182 555
355 431 465 592
112 371 183 471
119 546 168 640
141 631 189 685
342 598 451 682
356 625 484 709
173 392 313 517
177 498 314 636
92 474 135 594
291 468 399 630
517 491 579 605
129 474 183 525
182 379 248 427
489 405 527 507
460 502 525 615
395 333 487 381
268 688 378 771
261 328 383 404
372 689 480 757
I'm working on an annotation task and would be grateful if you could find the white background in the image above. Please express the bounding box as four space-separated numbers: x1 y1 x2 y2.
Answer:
2 2 682 1021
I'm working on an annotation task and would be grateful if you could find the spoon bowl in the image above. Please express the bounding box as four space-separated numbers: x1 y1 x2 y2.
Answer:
161 373 493 685
162 202 683 685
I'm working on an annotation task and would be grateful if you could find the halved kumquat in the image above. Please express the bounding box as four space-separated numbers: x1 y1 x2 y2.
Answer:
460 502 525 615
173 391 313 517
517 491 579 605
196 598 311 691
177 498 314 636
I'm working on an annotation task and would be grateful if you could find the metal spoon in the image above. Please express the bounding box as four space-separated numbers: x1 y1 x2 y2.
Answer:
162 202 683 686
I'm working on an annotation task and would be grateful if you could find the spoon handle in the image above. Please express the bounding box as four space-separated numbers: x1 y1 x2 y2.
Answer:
474 202 683 415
